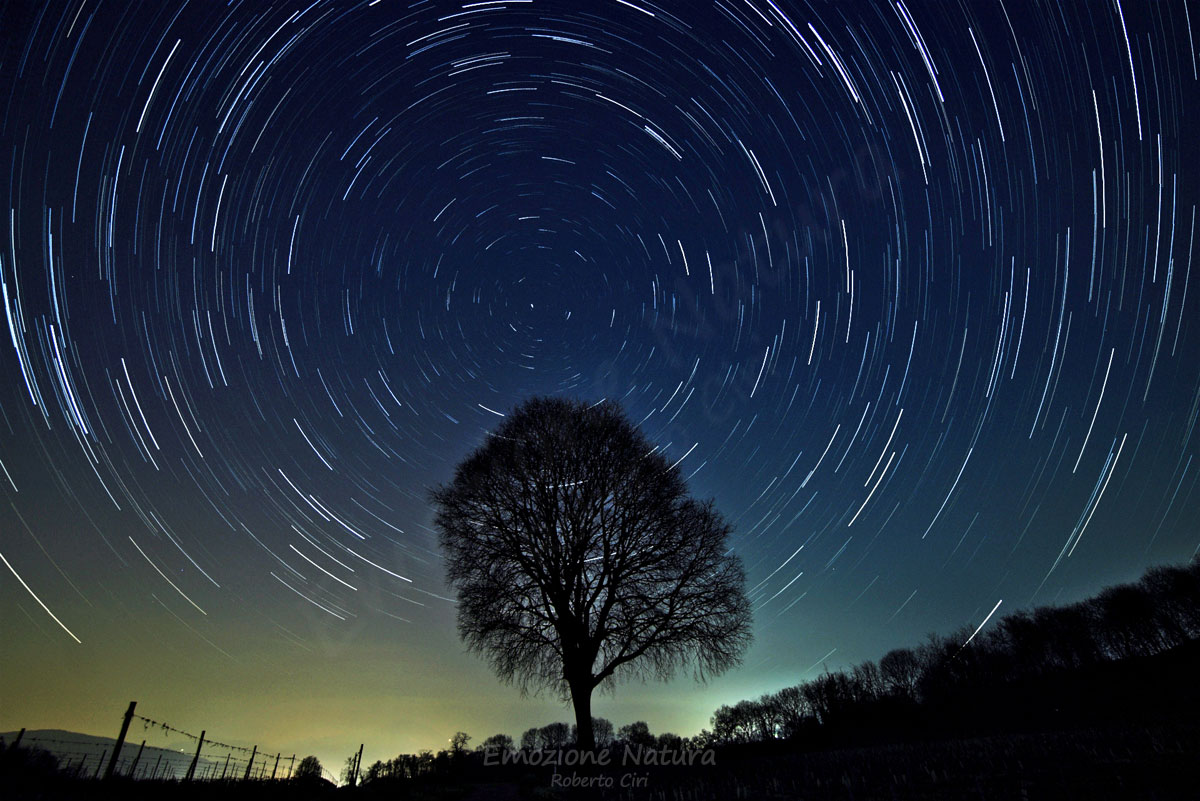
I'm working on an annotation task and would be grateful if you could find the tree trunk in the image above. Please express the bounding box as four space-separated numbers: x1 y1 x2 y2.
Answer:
569 677 595 750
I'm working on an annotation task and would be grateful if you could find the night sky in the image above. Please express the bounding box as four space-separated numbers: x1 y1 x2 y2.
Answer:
2 0 1198 773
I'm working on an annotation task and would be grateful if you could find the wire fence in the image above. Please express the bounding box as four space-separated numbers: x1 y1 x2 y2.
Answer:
5 702 300 782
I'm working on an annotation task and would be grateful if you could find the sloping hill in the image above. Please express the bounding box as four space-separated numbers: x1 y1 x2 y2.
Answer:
1 729 214 779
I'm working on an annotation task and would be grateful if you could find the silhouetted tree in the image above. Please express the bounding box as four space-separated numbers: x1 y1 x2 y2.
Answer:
712 702 759 743
519 728 540 752
1095 584 1165 658
572 717 614 748
362 760 384 784
449 731 472 757
477 733 515 754
769 685 812 738
432 396 752 748
1139 561 1200 643
539 722 572 750
293 755 322 781
617 721 656 748
340 753 359 786
851 661 884 701
997 610 1052 676
879 648 922 698
1037 603 1102 669
656 732 685 750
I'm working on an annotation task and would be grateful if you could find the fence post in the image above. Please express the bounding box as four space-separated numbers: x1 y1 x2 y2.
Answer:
185 730 205 780
243 745 257 780
271 752 280 779
288 754 295 778
11 728 25 748
128 740 146 778
95 750 107 778
151 754 162 780
350 743 363 787
104 701 137 779
220 753 230 780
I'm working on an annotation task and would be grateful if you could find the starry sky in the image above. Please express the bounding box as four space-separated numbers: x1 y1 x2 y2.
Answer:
2 0 1198 774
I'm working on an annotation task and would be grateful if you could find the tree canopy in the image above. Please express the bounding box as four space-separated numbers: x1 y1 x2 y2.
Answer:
293 755 323 781
431 396 752 748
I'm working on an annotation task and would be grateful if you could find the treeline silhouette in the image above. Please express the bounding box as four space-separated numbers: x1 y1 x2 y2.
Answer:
356 720 669 785
701 557 1200 750
351 557 1199 792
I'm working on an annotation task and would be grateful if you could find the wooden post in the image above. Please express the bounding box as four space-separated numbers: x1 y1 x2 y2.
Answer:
104 701 137 779
220 752 230 780
271 752 280 779
242 745 257 780
288 754 295 778
11 728 25 748
185 730 205 780
151 754 162 780
95 750 107 778
350 743 363 787
128 740 146 778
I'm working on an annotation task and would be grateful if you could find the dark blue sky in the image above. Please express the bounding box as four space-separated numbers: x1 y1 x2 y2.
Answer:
2 0 1197 771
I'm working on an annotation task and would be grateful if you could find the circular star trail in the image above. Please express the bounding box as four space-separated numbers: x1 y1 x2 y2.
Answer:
1 0 1198 753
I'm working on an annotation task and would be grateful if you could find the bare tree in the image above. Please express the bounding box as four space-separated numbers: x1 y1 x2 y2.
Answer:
477 733 514 754
879 647 922 698
617 721 656 748
449 731 472 758
572 717 614 748
432 396 752 749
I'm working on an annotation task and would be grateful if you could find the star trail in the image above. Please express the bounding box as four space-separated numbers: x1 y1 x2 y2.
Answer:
1 0 1198 765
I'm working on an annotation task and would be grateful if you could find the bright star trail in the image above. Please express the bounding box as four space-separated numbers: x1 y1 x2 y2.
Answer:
1 0 1197 768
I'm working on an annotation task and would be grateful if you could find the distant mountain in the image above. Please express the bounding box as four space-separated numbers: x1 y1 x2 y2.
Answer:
2 729 219 779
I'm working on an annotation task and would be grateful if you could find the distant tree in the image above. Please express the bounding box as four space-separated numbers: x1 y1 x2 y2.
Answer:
449 731 472 757
572 717 614 748
617 721 656 748
519 728 541 751
1139 561 1200 643
594 717 616 748
851 661 884 701
340 753 360 786
803 671 861 726
1036 603 1101 669
293 755 322 781
362 760 384 784
997 611 1052 676
477 733 514 754
432 397 753 748
656 732 684 750
710 704 743 743
1094 584 1165 659
770 685 811 738
539 722 572 750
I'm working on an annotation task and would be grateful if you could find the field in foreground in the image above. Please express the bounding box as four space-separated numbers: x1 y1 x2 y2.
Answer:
5 721 1197 801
